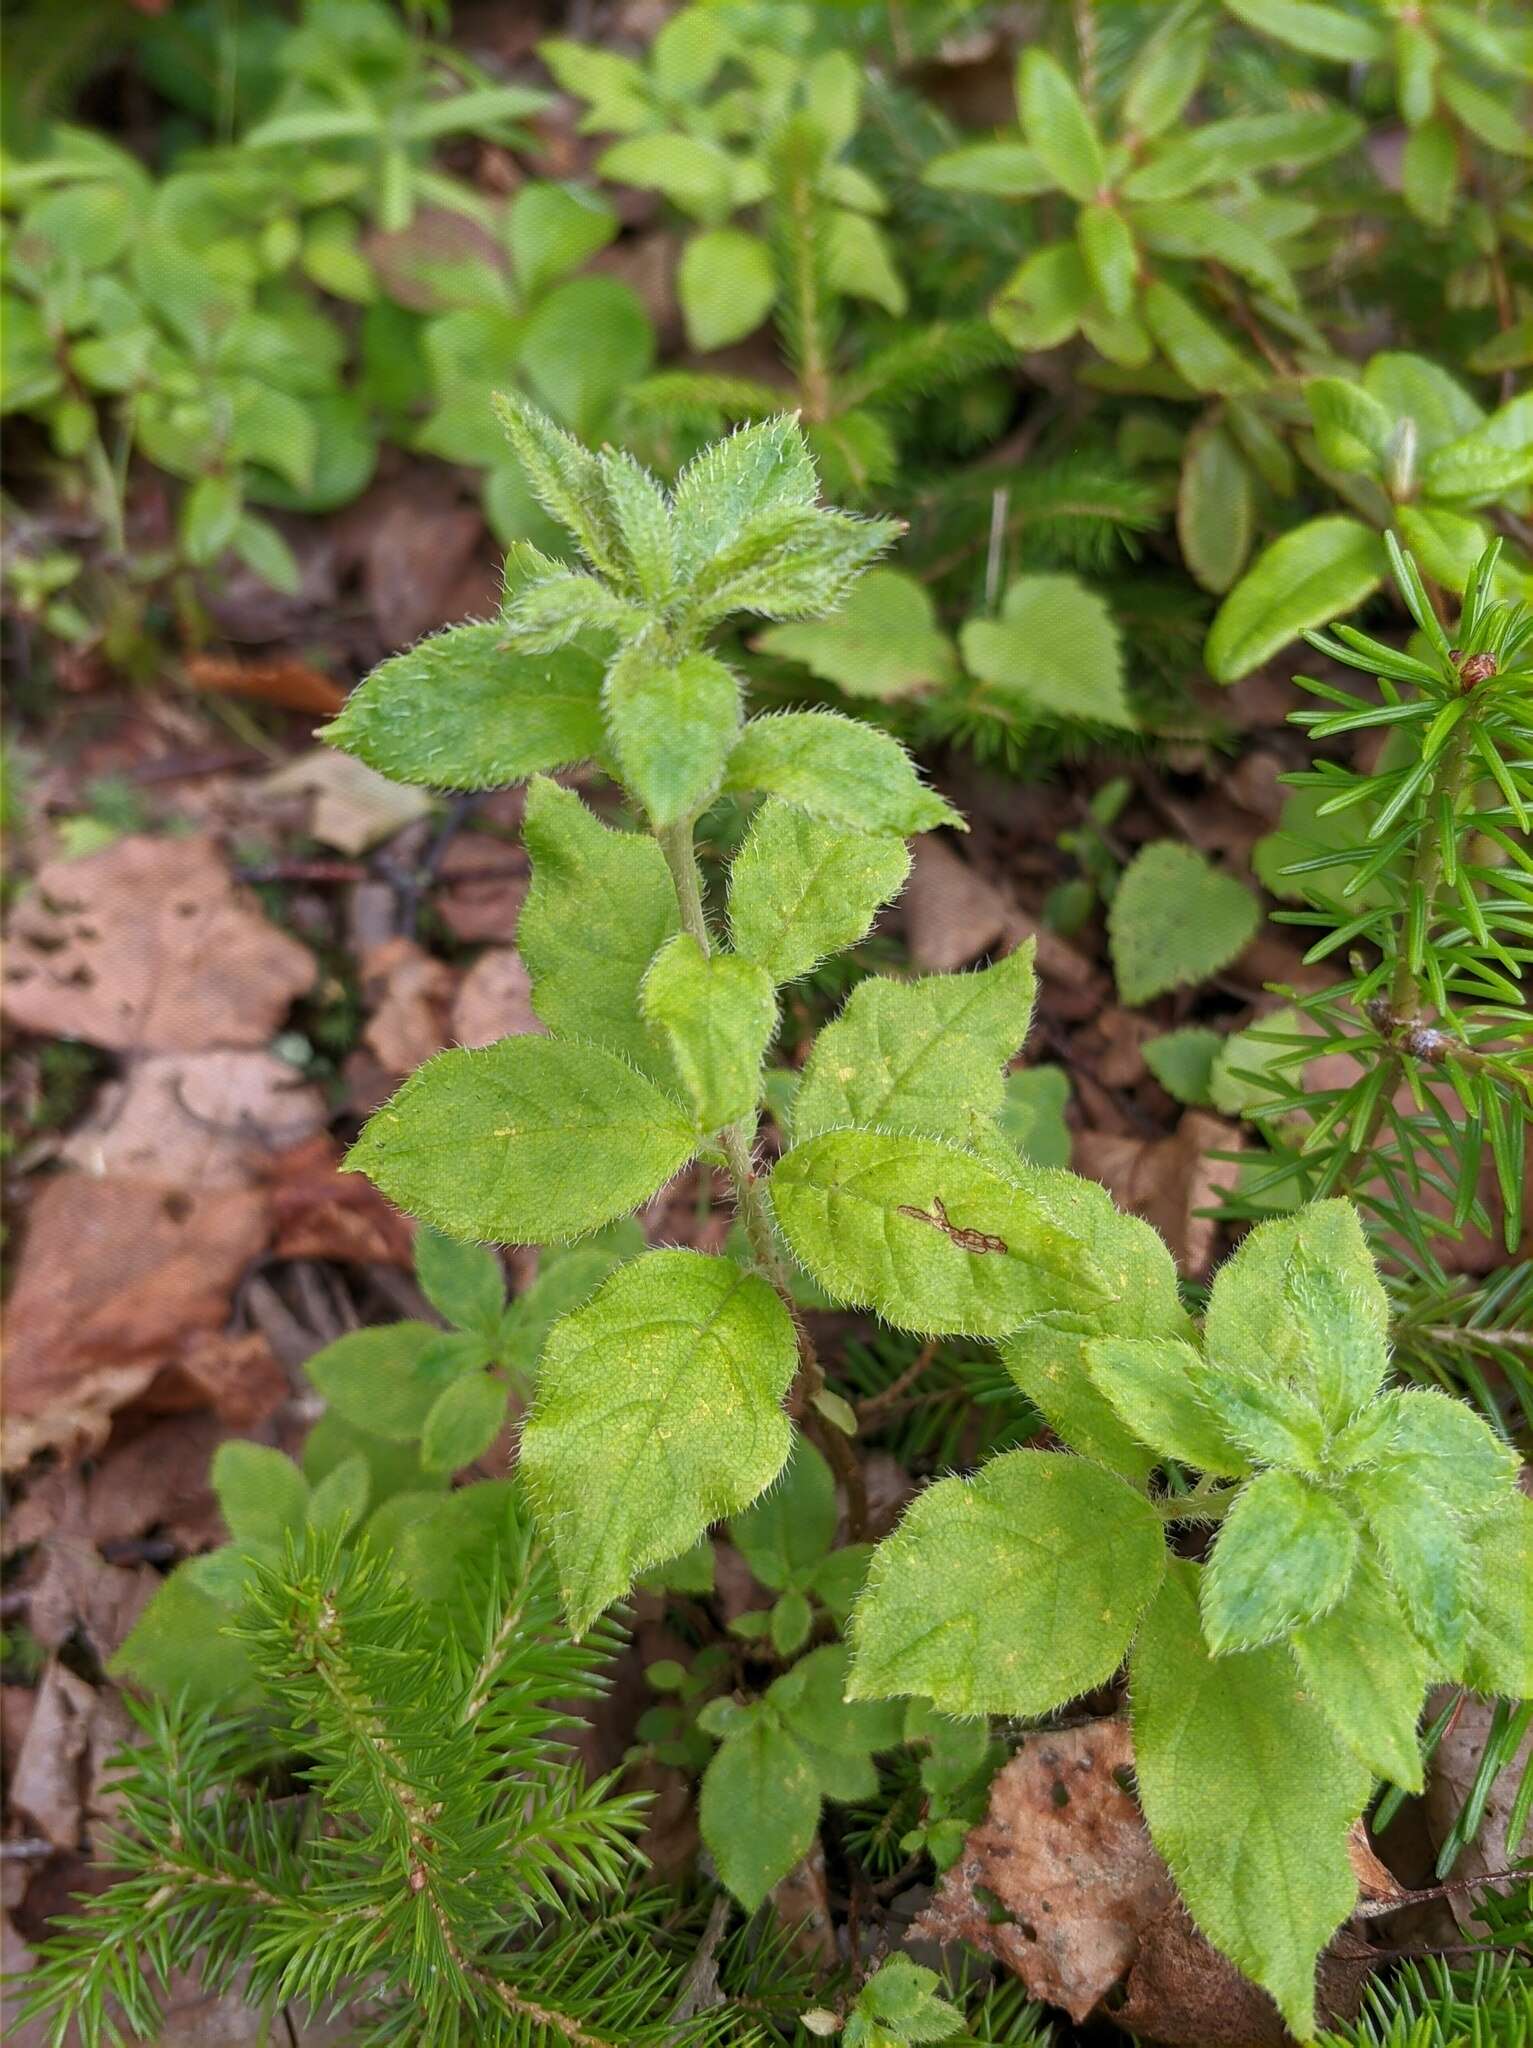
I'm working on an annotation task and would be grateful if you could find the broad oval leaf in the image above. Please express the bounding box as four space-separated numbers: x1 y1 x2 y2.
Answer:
960 572 1132 729
699 1709 821 1910
518 776 679 1073
641 934 777 1136
755 567 956 700
1201 1467 1359 1651
728 800 911 986
768 1129 1105 1339
604 647 741 828
1205 516 1387 682
1108 842 1259 1004
1131 1562 1371 2042
321 625 604 789
678 226 777 350
304 1321 464 1441
519 1251 797 1631
346 1035 696 1246
847 1449 1166 1715
991 242 1089 352
723 710 960 835
793 944 1036 1148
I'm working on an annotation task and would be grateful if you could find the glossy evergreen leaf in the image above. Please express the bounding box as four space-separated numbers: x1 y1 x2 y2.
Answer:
793 945 1036 1149
724 711 959 834
1123 108 1363 200
1078 202 1138 320
518 777 679 1072
640 934 776 1135
1401 116 1459 226
1131 1562 1371 2042
1201 1467 1359 1651
1108 841 1260 1003
1222 0 1386 62
604 647 741 827
521 1251 796 1631
768 1130 1103 1339
345 1036 696 1246
728 800 910 985
1304 376 1395 476
1178 421 1254 594
1142 280 1265 396
1123 2 1212 138
1291 1554 1430 1789
924 140 1054 197
1018 50 1105 202
756 568 956 700
991 242 1089 351
1206 516 1387 681
847 1450 1165 1715
961 573 1132 728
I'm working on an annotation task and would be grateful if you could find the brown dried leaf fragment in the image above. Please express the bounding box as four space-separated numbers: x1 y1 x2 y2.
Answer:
3 837 315 1052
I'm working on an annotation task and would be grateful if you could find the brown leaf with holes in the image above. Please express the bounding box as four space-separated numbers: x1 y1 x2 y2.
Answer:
1074 1111 1242 1278
914 1720 1174 2023
183 654 346 716
2 837 315 1051
1 1173 271 1471
59 1051 326 1186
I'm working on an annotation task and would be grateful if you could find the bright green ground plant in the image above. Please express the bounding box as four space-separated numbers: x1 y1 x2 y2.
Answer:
319 397 1533 2036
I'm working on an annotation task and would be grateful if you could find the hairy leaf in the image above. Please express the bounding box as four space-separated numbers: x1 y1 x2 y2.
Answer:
1291 1554 1429 1789
1353 1462 1468 1673
518 777 679 1073
1131 1562 1371 2041
1085 1336 1251 1476
520 1251 796 1631
641 934 776 1135
1459 1495 1533 1698
769 1130 1103 1339
847 1450 1165 1715
346 1036 695 1246
1201 1468 1359 1651
724 710 959 834
322 626 604 790
793 945 1036 1148
604 647 741 827
728 800 910 984
960 573 1132 729
728 1438 837 1593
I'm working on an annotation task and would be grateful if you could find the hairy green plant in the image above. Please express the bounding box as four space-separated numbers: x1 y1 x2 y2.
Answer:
314 396 1533 2037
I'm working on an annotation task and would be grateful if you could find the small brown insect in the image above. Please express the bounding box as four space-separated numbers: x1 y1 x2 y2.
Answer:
896 1193 1008 1256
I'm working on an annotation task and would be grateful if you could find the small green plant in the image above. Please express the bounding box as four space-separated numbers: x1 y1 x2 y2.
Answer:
1223 537 1533 1272
318 399 1531 2037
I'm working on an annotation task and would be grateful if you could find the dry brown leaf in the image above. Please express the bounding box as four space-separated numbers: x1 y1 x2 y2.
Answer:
1074 1111 1242 1278
1423 1689 1533 1932
361 936 456 1074
150 1329 289 1429
60 1051 326 1186
3 836 315 1052
913 1720 1174 2022
261 1134 415 1266
435 834 529 944
904 835 1011 971
183 653 347 716
26 1538 158 1662
772 1839 837 1967
1 1173 270 1471
452 947 540 1049
9 1661 99 1848
258 750 432 855
915 1720 1373 2042
83 1415 228 1551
